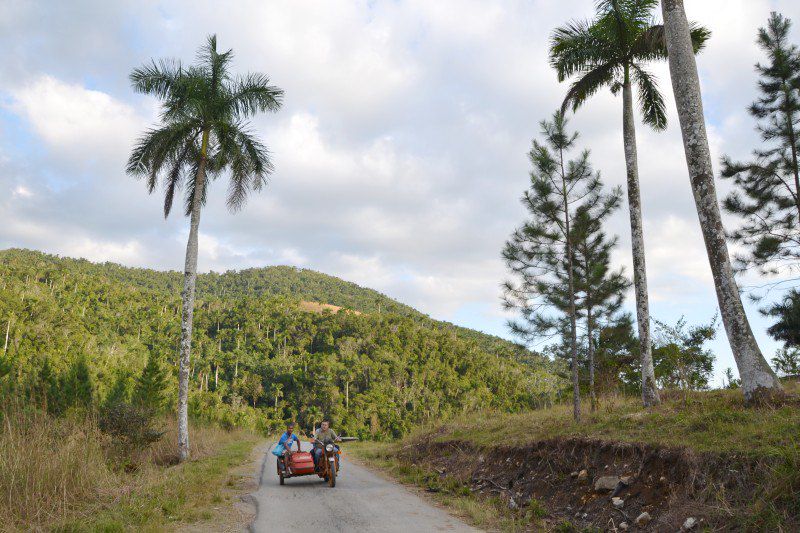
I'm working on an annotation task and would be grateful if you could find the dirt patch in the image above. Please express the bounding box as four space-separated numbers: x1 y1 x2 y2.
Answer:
397 437 789 531
299 301 362 315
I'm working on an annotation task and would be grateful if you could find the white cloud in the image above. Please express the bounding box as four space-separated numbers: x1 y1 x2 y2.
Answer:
8 75 143 163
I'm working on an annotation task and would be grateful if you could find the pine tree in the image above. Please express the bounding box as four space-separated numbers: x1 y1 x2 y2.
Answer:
503 112 618 422
132 352 170 413
572 206 630 410
37 358 62 415
722 12 800 278
63 357 93 409
104 371 132 407
764 289 800 347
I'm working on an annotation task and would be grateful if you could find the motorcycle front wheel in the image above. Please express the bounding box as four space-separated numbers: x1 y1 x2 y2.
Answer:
328 464 336 487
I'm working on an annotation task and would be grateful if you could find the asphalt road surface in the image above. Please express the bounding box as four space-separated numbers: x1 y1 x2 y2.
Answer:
250 442 480 533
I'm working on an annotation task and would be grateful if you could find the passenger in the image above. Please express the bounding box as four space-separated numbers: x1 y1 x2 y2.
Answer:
277 422 300 474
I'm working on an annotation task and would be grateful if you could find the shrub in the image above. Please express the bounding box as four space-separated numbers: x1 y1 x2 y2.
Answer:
99 402 164 453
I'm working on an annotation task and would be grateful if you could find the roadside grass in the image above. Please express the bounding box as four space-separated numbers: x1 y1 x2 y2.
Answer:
0 403 262 531
410 384 800 456
350 385 800 532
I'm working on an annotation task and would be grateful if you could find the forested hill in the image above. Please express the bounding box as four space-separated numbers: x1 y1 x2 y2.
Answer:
0 248 560 438
0 249 520 356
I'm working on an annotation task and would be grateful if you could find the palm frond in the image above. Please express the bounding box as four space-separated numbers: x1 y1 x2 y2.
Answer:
561 62 619 114
632 21 709 61
130 59 183 98
226 73 284 117
631 65 666 130
550 19 613 81
214 122 273 212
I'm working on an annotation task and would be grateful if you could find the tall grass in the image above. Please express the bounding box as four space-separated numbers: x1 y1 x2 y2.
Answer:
0 401 246 530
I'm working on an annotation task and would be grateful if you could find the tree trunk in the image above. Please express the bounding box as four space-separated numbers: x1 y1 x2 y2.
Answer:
561 150 581 423
3 319 10 355
622 72 660 407
587 306 596 412
662 0 782 401
177 128 209 463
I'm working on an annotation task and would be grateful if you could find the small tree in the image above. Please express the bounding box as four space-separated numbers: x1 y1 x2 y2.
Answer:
652 316 717 391
572 203 629 410
240 372 264 408
764 289 800 346
132 352 170 413
503 112 618 422
63 357 93 410
772 348 800 377
721 13 800 279
104 371 132 407
594 314 640 394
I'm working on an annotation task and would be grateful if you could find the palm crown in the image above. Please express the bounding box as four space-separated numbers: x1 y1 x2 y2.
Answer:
550 0 709 130
127 35 283 217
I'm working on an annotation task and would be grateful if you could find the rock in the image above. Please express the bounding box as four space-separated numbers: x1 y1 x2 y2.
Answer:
611 497 624 509
478 455 484 463
635 512 652 527
508 497 518 510
594 476 621 492
570 471 579 478
620 475 634 485
577 469 589 484
683 517 697 530
619 522 629 531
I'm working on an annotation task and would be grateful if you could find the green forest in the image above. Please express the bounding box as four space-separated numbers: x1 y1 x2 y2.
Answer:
0 248 560 439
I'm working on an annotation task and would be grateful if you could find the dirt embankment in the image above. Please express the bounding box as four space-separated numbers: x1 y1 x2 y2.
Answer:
398 436 793 531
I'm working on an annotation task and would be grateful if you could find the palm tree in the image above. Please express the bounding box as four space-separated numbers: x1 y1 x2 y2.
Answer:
549 0 709 407
127 35 283 461
660 0 782 402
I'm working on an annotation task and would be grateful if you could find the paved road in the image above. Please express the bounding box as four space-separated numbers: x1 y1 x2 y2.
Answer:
249 443 480 533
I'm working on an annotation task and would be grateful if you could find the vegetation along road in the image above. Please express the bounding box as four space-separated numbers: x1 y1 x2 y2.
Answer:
250 443 479 532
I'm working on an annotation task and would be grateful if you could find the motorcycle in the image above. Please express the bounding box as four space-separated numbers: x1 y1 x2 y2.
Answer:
276 437 344 487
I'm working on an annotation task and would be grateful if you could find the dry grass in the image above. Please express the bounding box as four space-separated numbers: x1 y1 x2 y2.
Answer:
0 402 258 531
413 385 800 456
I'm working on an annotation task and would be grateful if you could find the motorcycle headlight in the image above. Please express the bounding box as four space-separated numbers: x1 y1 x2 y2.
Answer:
325 444 334 452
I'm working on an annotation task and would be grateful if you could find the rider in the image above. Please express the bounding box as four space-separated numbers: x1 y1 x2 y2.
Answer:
277 422 300 474
310 419 341 469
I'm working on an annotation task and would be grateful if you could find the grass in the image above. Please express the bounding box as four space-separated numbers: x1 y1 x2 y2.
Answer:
409 385 800 456
0 403 262 531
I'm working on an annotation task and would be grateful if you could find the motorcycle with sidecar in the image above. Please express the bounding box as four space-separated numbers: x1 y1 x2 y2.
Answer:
276 437 341 487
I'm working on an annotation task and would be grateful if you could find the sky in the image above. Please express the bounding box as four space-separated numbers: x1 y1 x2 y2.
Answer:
2 0 799 386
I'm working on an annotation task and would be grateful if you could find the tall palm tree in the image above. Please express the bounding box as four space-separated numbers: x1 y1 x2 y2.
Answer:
127 35 283 461
660 0 782 402
549 0 709 406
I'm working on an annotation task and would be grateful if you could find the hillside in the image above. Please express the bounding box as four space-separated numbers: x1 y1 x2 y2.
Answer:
0 248 560 438
0 248 524 359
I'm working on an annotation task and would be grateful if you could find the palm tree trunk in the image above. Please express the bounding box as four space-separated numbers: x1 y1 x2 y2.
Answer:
661 0 782 401
177 129 209 462
622 71 660 407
